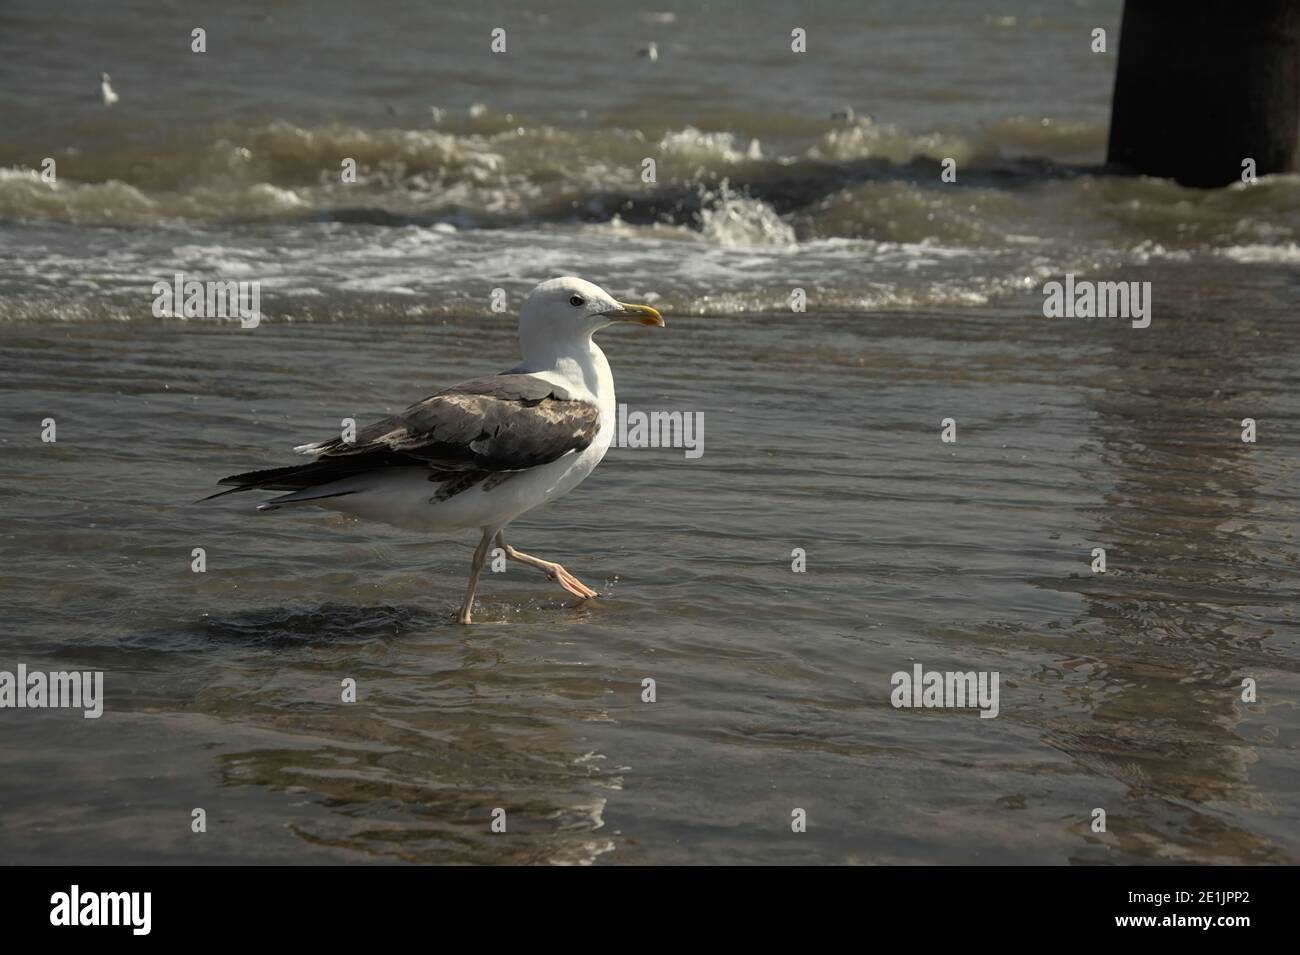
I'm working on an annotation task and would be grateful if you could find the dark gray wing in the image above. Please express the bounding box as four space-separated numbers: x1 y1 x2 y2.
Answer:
208 374 600 505
297 374 599 472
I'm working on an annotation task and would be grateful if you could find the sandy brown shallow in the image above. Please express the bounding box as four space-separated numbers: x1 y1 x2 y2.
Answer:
1 257 1297 863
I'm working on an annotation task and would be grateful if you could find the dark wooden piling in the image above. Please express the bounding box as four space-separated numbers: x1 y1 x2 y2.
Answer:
1107 1 1300 187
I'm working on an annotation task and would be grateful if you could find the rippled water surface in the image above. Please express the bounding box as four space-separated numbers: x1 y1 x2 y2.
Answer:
1 0 1298 864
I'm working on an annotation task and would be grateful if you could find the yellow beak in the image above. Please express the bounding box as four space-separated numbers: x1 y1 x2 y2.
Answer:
613 302 665 326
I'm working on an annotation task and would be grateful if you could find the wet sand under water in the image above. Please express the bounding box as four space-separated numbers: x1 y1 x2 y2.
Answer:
1 260 1297 864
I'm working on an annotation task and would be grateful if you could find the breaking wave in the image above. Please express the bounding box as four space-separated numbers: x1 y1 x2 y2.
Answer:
3 114 1296 254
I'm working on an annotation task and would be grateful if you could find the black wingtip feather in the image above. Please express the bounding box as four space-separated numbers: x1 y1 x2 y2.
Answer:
195 485 253 504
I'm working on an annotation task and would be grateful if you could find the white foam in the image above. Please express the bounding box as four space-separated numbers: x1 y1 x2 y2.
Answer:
1218 243 1300 264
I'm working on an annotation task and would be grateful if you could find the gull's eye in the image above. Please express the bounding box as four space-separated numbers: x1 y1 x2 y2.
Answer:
569 295 585 307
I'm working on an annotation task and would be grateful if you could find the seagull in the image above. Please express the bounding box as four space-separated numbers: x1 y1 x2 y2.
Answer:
205 277 664 624
98 72 119 106
637 41 659 62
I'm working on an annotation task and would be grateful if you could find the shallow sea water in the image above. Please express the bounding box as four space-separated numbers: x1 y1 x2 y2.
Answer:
1 258 1297 863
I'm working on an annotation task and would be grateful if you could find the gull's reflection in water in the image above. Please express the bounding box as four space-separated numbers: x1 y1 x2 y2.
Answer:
201 601 621 864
